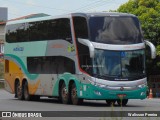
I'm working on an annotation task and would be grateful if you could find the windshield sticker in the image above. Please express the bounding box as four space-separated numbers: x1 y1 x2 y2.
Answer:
121 52 126 57
67 45 75 52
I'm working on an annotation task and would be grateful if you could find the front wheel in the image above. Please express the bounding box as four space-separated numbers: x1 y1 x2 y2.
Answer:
106 100 116 106
71 83 83 105
117 99 128 106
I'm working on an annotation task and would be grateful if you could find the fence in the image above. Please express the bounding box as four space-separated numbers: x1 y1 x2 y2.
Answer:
148 75 160 98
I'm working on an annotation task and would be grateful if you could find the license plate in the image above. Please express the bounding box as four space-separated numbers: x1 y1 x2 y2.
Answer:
117 94 126 99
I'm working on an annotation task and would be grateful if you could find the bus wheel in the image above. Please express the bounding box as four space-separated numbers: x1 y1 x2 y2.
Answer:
117 99 128 106
106 100 116 106
24 82 31 101
60 83 69 104
71 83 83 105
16 81 24 100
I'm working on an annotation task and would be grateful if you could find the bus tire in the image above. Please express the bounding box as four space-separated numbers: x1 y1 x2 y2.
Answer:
24 81 31 101
117 99 128 106
14 80 19 98
71 83 83 105
60 82 69 104
16 81 24 100
106 99 116 106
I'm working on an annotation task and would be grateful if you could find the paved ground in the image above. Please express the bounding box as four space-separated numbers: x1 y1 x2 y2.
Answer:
0 89 160 120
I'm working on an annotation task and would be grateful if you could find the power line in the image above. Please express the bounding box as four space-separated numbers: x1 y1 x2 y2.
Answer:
2 0 71 12
80 0 110 12
64 0 113 14
2 0 121 19
84 0 115 12
64 0 103 13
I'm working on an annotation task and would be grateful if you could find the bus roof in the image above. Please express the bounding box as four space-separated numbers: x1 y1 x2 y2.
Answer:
6 14 71 25
7 12 136 25
71 12 136 17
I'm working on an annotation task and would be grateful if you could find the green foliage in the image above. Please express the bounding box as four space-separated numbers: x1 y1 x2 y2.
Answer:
118 0 160 45
157 45 160 56
117 0 160 75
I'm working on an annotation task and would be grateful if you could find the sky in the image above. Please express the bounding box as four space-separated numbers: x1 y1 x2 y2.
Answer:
0 0 129 20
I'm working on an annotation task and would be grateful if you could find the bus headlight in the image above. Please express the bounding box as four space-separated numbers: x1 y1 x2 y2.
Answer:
138 83 147 88
95 83 106 88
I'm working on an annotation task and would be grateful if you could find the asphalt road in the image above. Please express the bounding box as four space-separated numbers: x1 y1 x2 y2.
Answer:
0 89 160 120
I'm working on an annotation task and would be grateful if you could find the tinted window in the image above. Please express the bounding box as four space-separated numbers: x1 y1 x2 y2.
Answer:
6 18 72 43
73 17 88 39
73 17 92 74
89 16 143 44
6 24 27 42
93 49 145 81
27 56 75 74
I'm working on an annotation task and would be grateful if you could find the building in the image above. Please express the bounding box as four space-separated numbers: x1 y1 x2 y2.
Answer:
0 22 5 54
0 7 7 55
0 7 7 22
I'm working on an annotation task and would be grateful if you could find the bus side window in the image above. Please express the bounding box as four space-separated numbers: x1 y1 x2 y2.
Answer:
6 24 18 43
56 56 75 74
73 16 92 75
73 17 88 39
48 19 72 42
27 56 75 74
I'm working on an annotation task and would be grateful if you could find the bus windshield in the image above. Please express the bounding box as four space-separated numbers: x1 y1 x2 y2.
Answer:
93 49 145 80
89 16 143 44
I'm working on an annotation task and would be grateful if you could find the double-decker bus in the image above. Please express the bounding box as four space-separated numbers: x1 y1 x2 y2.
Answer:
4 12 156 106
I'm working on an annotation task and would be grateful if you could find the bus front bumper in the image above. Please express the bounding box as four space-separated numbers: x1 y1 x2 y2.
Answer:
79 84 147 100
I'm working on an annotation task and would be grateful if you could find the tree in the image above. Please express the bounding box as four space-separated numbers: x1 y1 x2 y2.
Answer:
117 0 160 75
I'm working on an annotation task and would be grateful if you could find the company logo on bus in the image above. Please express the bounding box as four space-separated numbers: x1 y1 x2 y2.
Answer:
120 87 124 91
13 46 24 51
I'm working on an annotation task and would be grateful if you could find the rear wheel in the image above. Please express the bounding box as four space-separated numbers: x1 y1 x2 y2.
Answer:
24 82 31 101
71 83 83 105
117 99 128 106
16 81 24 100
60 83 69 104
14 81 18 98
106 100 116 106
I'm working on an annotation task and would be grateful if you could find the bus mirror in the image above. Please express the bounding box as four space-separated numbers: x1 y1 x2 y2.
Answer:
144 40 156 59
78 38 95 58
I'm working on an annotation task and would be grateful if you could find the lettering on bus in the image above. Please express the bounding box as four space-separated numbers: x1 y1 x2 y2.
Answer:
13 46 24 51
51 44 64 49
